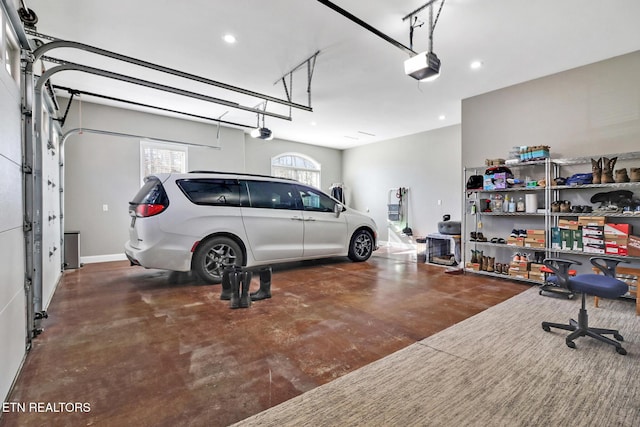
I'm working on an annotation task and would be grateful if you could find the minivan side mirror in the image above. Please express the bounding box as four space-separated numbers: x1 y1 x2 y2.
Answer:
334 203 343 217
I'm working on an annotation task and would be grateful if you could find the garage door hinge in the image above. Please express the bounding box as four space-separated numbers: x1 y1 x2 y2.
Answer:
24 221 32 232
22 106 32 116
24 277 32 291
23 164 32 174
21 51 35 63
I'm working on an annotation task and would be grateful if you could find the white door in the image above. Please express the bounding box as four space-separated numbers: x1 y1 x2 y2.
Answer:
0 8 27 402
297 185 348 256
241 180 304 261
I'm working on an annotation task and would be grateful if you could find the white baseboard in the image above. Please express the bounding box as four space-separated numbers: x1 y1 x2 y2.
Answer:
80 253 128 264
379 240 417 250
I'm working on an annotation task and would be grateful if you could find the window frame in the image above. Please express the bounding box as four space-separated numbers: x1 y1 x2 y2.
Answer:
4 19 20 83
271 152 321 189
140 140 188 185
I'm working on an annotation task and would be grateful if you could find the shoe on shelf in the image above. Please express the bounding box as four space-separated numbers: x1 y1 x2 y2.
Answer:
510 229 518 238
470 232 477 241
476 232 487 242
519 229 527 238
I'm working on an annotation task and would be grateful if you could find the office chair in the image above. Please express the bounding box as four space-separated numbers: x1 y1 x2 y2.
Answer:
541 257 629 355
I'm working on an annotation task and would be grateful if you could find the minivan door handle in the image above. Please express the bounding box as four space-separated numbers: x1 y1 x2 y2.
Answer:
304 217 316 221
291 216 302 221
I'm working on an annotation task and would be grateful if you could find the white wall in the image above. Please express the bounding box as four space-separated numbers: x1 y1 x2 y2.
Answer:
343 125 462 243
462 51 640 165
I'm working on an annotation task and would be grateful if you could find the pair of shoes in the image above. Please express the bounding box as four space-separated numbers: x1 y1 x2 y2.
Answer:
570 205 593 213
229 270 252 309
471 232 487 242
490 237 506 244
513 252 529 262
510 229 527 238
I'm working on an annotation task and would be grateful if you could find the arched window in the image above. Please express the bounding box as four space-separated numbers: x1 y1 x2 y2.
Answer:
271 153 321 188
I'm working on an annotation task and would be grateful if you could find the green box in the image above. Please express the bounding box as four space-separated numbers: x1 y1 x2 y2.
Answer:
560 229 573 250
571 229 583 251
551 227 561 249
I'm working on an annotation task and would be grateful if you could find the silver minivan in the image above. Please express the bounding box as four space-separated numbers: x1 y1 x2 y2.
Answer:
125 172 378 282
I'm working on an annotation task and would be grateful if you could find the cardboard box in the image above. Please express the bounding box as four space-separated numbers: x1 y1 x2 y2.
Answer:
509 269 529 279
605 243 628 256
571 229 583 251
582 226 604 238
528 271 545 282
629 235 640 257
605 236 629 246
582 236 604 246
583 243 605 254
507 237 525 247
529 263 544 273
526 229 545 236
558 219 579 230
524 240 545 248
509 261 531 271
604 223 632 237
578 216 606 226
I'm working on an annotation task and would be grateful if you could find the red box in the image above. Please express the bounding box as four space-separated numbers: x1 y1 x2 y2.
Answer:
604 223 632 237
605 242 628 256
628 235 640 257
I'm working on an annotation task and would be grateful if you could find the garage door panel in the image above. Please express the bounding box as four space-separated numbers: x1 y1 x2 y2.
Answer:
0 157 23 231
0 228 24 313
0 74 21 164
0 287 26 404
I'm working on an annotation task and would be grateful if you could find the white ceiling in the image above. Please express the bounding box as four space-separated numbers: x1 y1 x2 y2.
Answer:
25 0 640 149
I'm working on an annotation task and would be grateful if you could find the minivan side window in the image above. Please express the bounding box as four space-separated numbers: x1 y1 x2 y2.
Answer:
177 179 240 206
244 180 302 210
297 186 336 212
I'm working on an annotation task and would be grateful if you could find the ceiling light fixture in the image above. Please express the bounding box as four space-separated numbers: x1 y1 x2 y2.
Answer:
470 60 483 69
223 34 236 44
403 0 446 82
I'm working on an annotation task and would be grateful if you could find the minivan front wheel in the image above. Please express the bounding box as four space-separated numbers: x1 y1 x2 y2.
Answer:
348 229 374 262
193 237 243 283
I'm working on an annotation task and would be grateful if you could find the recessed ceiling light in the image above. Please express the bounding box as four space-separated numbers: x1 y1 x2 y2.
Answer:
470 60 483 69
438 115 446 120
310 121 317 126
223 34 236 44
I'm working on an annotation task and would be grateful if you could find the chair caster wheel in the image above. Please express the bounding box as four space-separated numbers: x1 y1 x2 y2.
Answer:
616 347 627 355
539 290 543 295
614 333 624 342
566 340 576 349
541 324 550 332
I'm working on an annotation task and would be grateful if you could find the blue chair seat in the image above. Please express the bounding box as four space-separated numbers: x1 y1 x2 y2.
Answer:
546 274 627 299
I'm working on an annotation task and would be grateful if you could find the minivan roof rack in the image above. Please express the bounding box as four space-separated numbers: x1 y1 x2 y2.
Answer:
188 170 297 181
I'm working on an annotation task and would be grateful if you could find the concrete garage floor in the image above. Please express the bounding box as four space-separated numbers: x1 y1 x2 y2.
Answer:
2 247 528 426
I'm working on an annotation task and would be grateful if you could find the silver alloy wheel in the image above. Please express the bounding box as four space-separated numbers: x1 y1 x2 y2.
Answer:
204 243 237 278
193 236 243 283
348 229 373 262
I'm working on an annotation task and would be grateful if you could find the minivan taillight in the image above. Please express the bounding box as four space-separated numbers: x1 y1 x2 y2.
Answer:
135 203 167 217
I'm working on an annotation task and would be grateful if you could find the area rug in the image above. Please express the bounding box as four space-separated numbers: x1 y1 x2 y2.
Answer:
234 288 640 426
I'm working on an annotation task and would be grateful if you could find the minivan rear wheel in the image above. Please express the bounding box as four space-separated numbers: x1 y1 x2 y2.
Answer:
193 237 243 283
348 229 373 262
